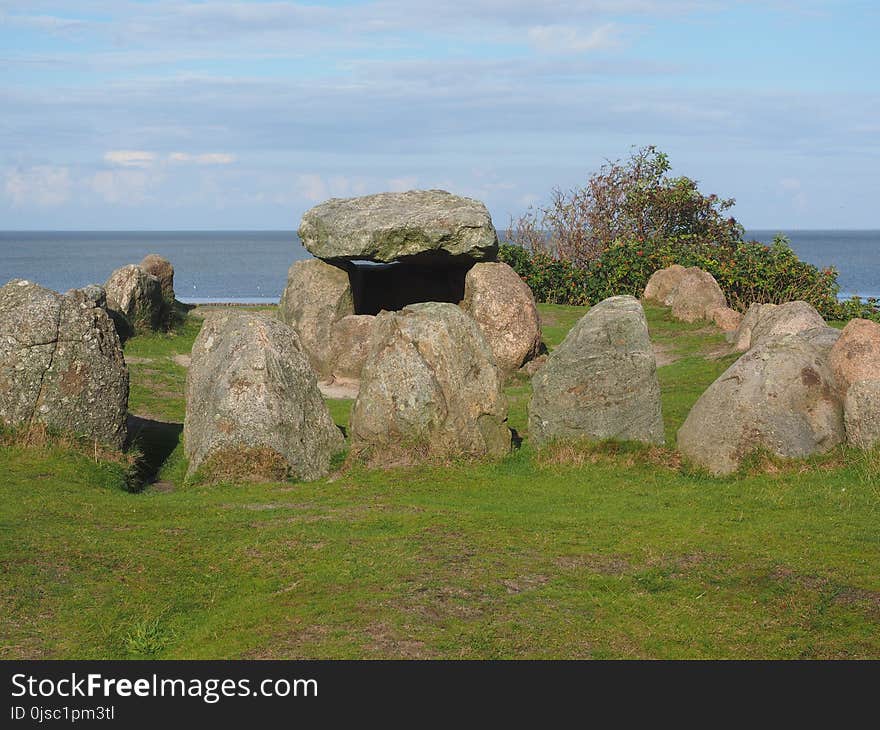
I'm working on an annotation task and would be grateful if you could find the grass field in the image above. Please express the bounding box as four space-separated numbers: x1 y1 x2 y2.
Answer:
1 303 878 659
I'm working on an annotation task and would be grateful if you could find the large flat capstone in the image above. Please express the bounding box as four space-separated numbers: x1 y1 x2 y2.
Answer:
298 190 499 264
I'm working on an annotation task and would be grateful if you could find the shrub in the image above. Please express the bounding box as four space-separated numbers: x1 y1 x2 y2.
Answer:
500 235 880 324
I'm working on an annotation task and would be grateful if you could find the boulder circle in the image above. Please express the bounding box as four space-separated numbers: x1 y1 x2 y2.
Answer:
299 190 498 264
350 302 510 459
184 311 343 481
278 258 354 377
828 318 880 395
677 329 844 475
843 379 880 450
528 295 664 447
461 262 542 375
0 280 129 448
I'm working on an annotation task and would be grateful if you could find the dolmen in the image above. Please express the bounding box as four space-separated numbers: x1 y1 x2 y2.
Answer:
279 190 542 381
0 279 129 448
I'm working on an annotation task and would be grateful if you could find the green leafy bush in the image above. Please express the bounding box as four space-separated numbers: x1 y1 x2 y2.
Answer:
499 235 880 323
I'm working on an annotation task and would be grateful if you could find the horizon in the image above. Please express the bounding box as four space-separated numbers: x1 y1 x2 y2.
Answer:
2 1 878 230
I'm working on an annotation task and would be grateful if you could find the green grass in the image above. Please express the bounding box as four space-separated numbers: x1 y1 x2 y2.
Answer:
1 302 878 659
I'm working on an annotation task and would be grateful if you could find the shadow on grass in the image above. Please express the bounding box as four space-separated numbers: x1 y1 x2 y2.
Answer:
126 415 183 490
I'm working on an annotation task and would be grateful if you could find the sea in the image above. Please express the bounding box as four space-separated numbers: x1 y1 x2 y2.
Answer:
0 229 877 303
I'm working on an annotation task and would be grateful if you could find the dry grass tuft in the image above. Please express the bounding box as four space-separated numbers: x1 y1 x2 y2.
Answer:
0 422 135 468
536 438 682 472
198 445 292 484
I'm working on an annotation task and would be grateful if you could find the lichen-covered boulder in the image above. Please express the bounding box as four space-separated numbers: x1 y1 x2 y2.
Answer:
677 330 844 475
669 268 727 323
299 190 499 264
184 311 343 481
329 314 375 379
140 254 175 301
828 318 880 396
748 301 826 351
710 306 743 333
0 279 128 448
643 264 687 306
461 262 542 375
350 302 510 459
104 264 164 335
844 379 880 450
528 296 664 447
278 258 354 376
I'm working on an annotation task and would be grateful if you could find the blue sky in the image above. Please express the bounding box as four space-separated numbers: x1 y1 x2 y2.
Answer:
1 0 878 230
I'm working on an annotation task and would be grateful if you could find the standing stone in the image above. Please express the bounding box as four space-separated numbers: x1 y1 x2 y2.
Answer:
749 301 826 350
299 190 499 264
350 302 510 459
278 258 354 376
669 268 727 323
329 314 375 379
677 330 844 475
828 318 880 395
643 264 687 306
0 280 128 448
461 262 542 375
184 311 343 481
104 264 164 335
844 379 880 450
528 296 664 447
140 254 175 301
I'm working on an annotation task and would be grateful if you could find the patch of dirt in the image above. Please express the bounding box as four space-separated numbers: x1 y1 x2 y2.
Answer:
364 621 431 659
150 480 175 493
652 341 679 366
318 378 359 399
125 356 154 364
554 554 632 575
172 354 191 368
502 574 549 594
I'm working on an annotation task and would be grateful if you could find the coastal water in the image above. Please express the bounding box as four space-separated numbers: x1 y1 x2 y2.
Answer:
0 229 877 303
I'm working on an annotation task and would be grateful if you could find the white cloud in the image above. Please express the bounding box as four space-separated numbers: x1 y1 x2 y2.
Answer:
527 23 621 54
169 151 236 165
4 166 71 206
104 150 156 168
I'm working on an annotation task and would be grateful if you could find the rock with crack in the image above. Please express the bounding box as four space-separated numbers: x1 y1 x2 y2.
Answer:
350 302 510 459
184 311 343 481
298 189 498 265
0 279 129 448
677 328 844 475
528 295 664 447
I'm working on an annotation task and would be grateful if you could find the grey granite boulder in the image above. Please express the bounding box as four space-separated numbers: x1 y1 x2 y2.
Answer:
299 190 499 264
0 279 128 448
748 301 826 351
104 264 164 335
278 258 354 377
528 295 664 447
461 262 542 375
677 329 844 475
350 302 510 458
844 379 880 450
184 311 343 481
729 303 774 351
